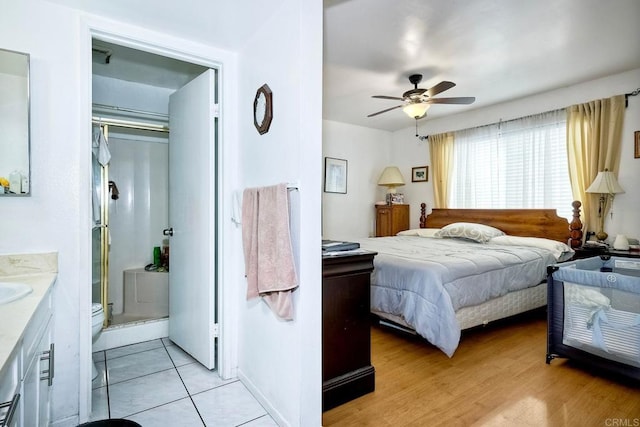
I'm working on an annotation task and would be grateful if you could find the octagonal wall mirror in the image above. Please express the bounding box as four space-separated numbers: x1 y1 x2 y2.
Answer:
0 48 30 196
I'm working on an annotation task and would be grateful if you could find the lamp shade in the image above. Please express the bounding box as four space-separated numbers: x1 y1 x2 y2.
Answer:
585 170 625 194
377 166 405 191
403 102 430 119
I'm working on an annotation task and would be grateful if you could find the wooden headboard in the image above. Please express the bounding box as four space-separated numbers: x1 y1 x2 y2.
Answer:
419 201 583 246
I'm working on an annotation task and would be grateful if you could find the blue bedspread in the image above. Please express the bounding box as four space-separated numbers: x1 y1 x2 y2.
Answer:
355 236 560 356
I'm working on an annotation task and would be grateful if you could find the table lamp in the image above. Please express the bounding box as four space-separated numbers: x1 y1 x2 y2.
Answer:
585 169 624 242
377 166 405 204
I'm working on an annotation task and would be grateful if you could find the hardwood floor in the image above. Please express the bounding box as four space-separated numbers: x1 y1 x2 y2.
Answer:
322 310 640 426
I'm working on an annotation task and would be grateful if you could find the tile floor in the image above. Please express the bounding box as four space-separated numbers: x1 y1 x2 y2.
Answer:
91 338 277 426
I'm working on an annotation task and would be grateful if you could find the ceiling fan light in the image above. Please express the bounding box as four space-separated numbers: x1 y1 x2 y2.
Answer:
403 102 430 119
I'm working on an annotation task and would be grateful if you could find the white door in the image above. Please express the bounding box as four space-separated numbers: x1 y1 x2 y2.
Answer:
168 69 217 369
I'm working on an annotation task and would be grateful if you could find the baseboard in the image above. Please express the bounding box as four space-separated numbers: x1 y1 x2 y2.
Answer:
93 318 169 351
237 368 289 427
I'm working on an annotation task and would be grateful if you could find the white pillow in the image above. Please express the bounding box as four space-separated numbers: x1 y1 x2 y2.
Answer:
396 228 441 237
490 235 575 261
434 222 505 243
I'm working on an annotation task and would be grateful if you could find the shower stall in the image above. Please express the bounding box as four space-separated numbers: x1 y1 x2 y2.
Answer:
91 106 170 333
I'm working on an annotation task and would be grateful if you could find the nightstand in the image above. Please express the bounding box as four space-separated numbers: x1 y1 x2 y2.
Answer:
572 245 608 260
573 246 640 260
375 204 409 237
322 250 376 411
608 249 640 258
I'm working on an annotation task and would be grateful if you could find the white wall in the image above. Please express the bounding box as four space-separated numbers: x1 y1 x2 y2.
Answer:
322 120 393 239
237 1 323 426
400 68 640 242
323 69 640 243
322 121 434 237
93 74 174 115
1 2 88 423
388 133 434 229
1 1 324 424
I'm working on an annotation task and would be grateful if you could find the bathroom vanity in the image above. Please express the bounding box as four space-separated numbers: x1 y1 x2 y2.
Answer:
0 253 57 427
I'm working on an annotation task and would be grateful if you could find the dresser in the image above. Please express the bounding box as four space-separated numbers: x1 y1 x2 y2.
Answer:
375 204 410 237
322 251 376 411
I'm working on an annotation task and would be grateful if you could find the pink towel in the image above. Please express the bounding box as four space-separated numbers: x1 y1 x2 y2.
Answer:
242 183 298 320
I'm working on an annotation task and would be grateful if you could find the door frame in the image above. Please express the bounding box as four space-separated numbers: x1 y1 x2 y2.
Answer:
79 18 240 422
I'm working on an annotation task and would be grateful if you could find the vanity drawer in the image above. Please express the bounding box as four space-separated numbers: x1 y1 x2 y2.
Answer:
21 288 52 378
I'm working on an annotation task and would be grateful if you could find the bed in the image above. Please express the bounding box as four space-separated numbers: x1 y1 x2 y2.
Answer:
355 201 584 357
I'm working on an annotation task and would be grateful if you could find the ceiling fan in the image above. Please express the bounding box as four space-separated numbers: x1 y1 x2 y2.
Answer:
368 74 475 119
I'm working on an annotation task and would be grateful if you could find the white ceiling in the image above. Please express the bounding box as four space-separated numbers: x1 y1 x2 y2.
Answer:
92 42 208 90
323 0 640 131
64 0 640 132
51 0 283 53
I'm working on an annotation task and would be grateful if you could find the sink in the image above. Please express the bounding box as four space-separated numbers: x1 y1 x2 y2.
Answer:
0 281 33 304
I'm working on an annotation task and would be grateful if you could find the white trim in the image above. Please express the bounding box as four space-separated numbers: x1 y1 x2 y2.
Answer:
79 13 240 422
92 318 169 352
238 369 288 427
78 21 93 423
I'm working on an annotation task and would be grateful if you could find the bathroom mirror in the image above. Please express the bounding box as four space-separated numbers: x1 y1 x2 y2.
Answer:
0 48 30 196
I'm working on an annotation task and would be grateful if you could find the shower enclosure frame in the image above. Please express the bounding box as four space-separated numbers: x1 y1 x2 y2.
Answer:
92 112 169 328
100 126 109 327
93 123 111 328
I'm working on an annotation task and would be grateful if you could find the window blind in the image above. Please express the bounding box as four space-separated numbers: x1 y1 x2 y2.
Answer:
450 109 573 219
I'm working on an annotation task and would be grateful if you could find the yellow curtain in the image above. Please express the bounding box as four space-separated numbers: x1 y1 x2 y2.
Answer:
428 132 454 208
566 95 625 238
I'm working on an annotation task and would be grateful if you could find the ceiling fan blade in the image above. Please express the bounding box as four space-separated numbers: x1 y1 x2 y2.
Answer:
426 81 456 97
372 95 405 101
426 96 476 105
367 105 403 117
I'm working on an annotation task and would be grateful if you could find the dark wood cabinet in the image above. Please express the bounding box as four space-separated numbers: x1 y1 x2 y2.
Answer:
322 251 376 411
375 204 410 237
608 249 640 258
573 245 640 260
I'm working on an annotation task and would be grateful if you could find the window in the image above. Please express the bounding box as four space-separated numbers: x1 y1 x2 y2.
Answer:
449 109 573 219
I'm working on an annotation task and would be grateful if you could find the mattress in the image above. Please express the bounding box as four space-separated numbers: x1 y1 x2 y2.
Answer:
355 235 563 356
374 282 547 332
455 282 547 330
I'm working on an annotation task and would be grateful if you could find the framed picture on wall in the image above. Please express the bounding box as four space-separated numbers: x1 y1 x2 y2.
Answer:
324 157 347 194
411 166 428 182
635 130 640 159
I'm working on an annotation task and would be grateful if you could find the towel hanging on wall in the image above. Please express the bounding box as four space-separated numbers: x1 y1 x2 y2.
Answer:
242 183 299 320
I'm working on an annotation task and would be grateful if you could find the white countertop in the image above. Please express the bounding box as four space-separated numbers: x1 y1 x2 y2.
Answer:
0 252 57 379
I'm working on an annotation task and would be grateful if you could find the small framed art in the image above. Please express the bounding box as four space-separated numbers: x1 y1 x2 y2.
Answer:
324 157 347 194
391 193 404 204
411 166 428 182
635 131 640 159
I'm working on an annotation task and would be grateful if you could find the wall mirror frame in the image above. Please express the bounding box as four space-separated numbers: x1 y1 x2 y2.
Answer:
0 47 31 196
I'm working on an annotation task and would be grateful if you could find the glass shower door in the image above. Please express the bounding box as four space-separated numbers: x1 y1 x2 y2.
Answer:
91 124 110 327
